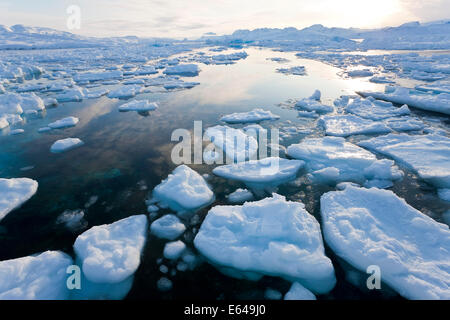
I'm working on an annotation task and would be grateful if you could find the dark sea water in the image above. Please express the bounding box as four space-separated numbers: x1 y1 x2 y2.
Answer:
0 47 448 299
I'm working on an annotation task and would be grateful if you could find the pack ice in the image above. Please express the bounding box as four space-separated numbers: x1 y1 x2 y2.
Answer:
295 90 334 115
0 178 38 221
287 137 403 187
74 215 147 284
358 86 450 115
205 125 258 163
321 186 450 300
152 165 214 212
220 108 280 124
318 115 392 137
359 133 450 193
0 251 73 299
194 194 336 294
213 157 304 189
47 117 79 129
163 64 200 77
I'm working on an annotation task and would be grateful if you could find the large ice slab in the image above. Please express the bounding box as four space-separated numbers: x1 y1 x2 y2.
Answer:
74 215 147 284
0 178 38 221
0 92 45 115
358 87 450 115
345 97 410 121
205 125 258 163
220 108 280 124
0 251 73 300
321 186 450 300
50 138 84 153
359 133 450 189
152 165 214 212
287 137 402 186
318 114 392 137
213 157 304 189
194 194 336 294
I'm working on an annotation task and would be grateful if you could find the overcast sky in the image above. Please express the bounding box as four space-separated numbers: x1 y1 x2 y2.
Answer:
0 0 448 38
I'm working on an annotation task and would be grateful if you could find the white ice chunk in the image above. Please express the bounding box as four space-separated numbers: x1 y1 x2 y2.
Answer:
321 186 450 300
0 178 38 221
213 157 304 189
164 64 200 76
318 114 392 137
150 214 186 240
163 240 186 260
50 138 84 153
48 117 79 129
220 108 280 124
107 85 143 99
74 215 147 283
153 165 214 212
194 194 336 294
118 100 158 112
0 251 73 300
227 188 254 203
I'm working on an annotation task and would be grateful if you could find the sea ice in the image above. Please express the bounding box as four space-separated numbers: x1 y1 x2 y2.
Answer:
220 108 280 124
48 116 79 129
205 125 258 163
0 251 73 300
345 97 410 121
284 282 316 300
212 157 304 189
152 165 214 212
118 99 158 112
359 133 450 189
107 85 143 99
50 138 84 153
227 188 254 203
163 240 186 260
295 90 333 114
0 178 38 221
287 137 402 186
318 114 392 137
74 215 147 283
163 64 200 77
194 194 336 294
150 214 186 240
321 186 450 299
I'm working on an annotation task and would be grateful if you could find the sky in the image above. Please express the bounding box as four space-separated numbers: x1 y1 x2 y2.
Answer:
0 0 449 38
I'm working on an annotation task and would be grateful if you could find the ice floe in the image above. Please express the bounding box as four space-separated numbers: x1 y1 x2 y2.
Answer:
152 165 214 212
163 240 187 260
345 97 410 121
212 157 304 189
220 108 280 124
50 138 84 153
194 194 336 294
150 214 186 240
163 64 200 77
118 99 158 112
276 66 307 76
295 90 333 115
0 251 73 299
205 125 258 163
320 186 450 299
287 137 403 186
0 177 38 221
48 116 79 129
318 114 392 137
359 86 450 115
359 133 450 189
74 215 147 284
107 85 143 99
227 188 254 203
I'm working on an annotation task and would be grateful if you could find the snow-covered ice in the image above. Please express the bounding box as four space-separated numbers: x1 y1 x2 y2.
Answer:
0 178 38 221
150 214 186 240
0 251 73 300
107 85 143 99
345 97 410 121
163 64 200 77
205 125 258 163
295 90 333 114
321 186 450 299
194 194 336 294
212 157 304 189
220 108 280 124
118 100 158 112
152 165 214 212
318 114 392 137
163 240 187 260
359 134 450 189
74 215 147 284
50 138 84 153
287 137 403 186
48 116 79 129
227 188 254 203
